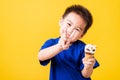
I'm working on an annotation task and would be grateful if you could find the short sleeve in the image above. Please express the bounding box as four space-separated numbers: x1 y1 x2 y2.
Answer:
40 39 55 50
93 60 100 68
39 39 55 66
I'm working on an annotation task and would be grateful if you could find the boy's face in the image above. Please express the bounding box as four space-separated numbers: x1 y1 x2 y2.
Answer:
59 12 86 43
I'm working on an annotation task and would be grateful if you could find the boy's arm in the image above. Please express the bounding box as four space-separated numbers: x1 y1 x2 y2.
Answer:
38 44 63 61
81 58 95 78
38 35 71 61
38 27 71 61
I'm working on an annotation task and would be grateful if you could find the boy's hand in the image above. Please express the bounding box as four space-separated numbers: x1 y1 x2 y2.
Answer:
82 57 95 68
58 28 71 50
81 57 95 78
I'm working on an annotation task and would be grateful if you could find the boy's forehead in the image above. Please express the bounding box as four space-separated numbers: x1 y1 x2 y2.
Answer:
63 12 83 23
64 12 76 18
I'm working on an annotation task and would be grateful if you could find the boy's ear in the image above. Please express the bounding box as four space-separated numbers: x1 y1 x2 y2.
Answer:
59 17 63 27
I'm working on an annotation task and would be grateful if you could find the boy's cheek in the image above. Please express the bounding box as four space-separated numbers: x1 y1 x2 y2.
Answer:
60 28 64 36
60 26 66 33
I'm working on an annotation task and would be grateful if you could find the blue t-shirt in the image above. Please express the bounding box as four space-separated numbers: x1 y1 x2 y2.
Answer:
40 38 99 80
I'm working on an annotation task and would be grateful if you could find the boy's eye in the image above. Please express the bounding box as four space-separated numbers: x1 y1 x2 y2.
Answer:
67 23 71 26
75 28 80 31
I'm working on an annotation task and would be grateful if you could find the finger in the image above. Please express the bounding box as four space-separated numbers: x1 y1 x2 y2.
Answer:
63 43 70 50
63 40 71 50
66 41 70 45
63 27 67 39
68 28 75 36
69 30 76 39
87 58 96 63
61 33 67 41
83 61 94 67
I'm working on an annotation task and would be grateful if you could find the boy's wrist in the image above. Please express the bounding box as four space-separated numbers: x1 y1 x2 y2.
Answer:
84 64 94 69
56 43 63 51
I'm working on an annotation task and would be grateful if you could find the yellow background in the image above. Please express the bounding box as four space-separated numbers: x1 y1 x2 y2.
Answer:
0 0 120 80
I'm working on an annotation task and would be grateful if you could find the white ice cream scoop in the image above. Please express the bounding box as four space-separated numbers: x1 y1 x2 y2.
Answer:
84 44 96 54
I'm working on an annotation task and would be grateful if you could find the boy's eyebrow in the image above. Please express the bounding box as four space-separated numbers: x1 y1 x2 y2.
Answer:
66 20 73 24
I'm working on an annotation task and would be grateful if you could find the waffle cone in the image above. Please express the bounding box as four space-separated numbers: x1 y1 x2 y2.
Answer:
84 52 94 61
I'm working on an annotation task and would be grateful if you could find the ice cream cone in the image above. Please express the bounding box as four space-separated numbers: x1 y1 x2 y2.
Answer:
85 52 94 61
84 44 96 61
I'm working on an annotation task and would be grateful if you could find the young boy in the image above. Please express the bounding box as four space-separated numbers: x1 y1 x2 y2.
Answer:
38 4 99 80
